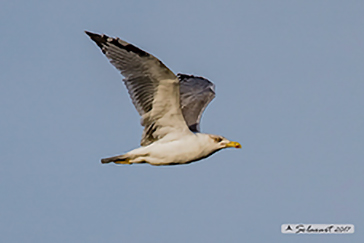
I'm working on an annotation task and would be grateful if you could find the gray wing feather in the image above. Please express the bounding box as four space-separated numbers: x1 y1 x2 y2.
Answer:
86 31 174 116
86 31 189 146
178 74 215 132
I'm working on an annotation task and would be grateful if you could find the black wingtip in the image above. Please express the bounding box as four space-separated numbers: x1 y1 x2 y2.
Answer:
85 30 98 38
84 31 108 50
85 30 97 39
85 30 101 38
85 31 151 58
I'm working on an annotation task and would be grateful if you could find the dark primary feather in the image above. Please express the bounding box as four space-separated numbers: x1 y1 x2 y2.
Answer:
178 74 215 132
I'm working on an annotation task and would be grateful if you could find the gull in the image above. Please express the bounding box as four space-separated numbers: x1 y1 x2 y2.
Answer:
85 31 241 166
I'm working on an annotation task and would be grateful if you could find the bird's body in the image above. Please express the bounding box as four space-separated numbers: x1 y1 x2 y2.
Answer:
102 133 227 166
85 31 241 166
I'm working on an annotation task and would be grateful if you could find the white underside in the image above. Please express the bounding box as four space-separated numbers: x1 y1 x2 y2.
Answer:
124 132 219 165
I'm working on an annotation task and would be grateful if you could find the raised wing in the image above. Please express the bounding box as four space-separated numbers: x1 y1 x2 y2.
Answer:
178 74 215 132
86 31 190 146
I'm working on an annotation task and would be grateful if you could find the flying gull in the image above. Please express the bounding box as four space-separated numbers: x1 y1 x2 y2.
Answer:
85 31 241 166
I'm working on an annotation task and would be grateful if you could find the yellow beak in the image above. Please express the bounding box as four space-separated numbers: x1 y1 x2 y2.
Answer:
225 141 242 149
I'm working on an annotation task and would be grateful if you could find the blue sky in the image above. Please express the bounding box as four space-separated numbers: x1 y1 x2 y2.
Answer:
1 1 363 242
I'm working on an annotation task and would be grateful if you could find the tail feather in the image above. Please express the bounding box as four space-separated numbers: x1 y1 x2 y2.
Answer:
101 155 129 164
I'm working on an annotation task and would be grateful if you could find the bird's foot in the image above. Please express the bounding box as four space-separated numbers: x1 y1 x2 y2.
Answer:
114 158 132 165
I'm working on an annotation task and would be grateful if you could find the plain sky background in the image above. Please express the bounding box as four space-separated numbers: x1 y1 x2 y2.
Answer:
1 1 363 242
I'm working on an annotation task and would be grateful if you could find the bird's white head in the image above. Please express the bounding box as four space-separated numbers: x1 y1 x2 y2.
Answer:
208 135 242 150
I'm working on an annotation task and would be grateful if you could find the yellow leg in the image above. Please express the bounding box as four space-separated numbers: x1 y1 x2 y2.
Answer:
114 158 132 165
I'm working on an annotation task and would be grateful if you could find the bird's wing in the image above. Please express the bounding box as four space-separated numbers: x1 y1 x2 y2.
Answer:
178 74 215 132
86 31 190 146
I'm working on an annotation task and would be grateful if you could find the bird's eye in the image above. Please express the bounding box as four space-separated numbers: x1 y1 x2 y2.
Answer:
214 137 223 143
